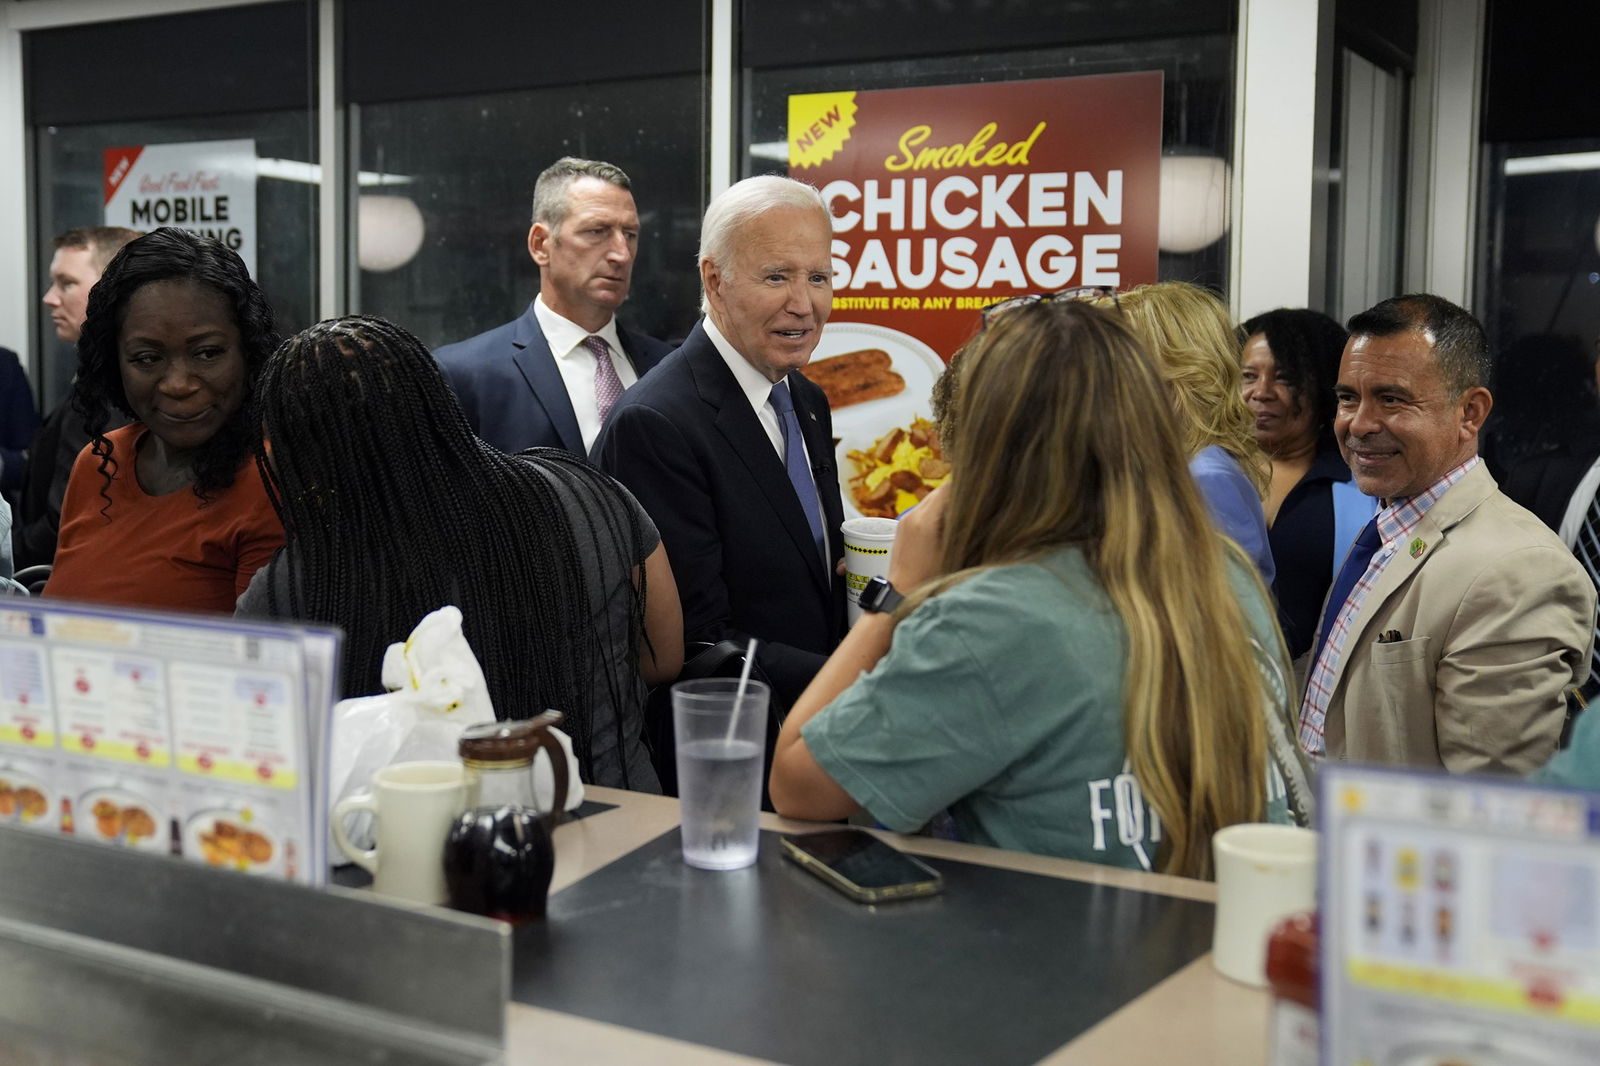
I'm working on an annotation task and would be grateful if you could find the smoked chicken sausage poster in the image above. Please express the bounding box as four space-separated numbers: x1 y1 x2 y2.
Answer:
791 73 1162 518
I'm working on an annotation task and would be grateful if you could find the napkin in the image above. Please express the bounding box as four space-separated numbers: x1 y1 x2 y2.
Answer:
329 605 585 826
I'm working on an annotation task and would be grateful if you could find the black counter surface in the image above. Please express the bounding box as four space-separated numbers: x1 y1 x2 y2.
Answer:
511 828 1215 1066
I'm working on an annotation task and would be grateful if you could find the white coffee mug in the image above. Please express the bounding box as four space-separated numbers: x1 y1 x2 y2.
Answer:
332 760 465 904
1211 823 1318 987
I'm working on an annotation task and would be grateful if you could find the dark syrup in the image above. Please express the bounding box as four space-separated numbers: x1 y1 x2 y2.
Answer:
443 805 555 924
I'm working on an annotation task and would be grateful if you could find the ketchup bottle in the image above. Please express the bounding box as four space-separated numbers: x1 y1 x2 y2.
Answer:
1265 911 1319 1066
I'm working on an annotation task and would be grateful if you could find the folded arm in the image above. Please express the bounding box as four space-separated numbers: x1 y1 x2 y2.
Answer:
770 486 950 820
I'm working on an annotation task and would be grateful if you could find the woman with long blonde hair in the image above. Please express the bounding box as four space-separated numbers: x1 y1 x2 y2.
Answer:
770 299 1309 879
1097 282 1276 584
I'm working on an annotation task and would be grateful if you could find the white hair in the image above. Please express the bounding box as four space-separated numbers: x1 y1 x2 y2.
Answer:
698 175 828 314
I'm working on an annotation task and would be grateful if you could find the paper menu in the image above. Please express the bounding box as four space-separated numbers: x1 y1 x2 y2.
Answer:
170 663 300 786
1322 765 1600 1066
0 599 339 886
53 647 169 764
0 640 53 747
0 749 59 830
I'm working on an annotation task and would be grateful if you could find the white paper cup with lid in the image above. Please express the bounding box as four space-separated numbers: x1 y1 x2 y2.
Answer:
841 517 899 623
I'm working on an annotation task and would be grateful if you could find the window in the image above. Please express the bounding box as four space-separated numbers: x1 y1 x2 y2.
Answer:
28 2 316 409
343 0 707 350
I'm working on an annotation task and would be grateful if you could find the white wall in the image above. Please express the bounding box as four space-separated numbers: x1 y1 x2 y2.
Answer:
1228 0 1322 322
1405 0 1486 307
0 16 29 373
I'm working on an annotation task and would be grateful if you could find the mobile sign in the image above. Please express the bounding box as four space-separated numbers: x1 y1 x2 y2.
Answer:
104 139 257 276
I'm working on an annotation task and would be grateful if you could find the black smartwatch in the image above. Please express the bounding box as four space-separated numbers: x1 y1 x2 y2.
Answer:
858 575 905 614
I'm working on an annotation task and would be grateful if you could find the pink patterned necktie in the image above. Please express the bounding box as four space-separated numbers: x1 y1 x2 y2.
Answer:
585 335 625 423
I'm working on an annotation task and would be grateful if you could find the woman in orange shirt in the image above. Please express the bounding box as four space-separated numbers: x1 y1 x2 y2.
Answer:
46 228 283 612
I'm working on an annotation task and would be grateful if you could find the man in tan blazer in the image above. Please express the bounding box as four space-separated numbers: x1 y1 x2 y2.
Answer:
1299 294 1595 774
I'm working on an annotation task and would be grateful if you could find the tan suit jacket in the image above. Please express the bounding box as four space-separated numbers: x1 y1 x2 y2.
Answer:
1322 461 1596 774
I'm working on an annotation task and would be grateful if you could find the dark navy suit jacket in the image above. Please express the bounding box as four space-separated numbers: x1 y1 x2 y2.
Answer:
433 301 671 455
1 347 40 497
591 321 847 708
1501 440 1600 536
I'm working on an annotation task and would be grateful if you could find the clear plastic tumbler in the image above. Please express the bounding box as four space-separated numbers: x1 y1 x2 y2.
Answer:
672 678 769 870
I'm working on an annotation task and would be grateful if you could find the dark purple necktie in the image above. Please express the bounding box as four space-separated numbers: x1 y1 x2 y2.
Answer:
585 335 624 424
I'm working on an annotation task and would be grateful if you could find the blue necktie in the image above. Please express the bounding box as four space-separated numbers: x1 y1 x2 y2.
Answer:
1310 516 1383 672
770 380 827 572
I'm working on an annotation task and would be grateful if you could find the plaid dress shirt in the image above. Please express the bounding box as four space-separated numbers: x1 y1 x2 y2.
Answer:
1299 457 1480 753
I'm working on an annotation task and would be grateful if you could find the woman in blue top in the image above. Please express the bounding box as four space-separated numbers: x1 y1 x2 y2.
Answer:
1096 283 1275 586
771 298 1309 880
1241 308 1376 661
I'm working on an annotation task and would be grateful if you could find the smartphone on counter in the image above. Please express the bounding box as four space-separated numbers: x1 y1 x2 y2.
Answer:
780 828 944 904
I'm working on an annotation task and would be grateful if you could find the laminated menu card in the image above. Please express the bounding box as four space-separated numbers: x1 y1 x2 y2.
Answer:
0 598 339 885
1321 764 1600 1066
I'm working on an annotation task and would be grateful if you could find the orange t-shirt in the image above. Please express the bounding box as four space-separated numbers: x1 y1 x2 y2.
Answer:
47 424 285 614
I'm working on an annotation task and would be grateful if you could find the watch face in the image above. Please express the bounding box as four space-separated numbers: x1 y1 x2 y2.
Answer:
862 577 898 613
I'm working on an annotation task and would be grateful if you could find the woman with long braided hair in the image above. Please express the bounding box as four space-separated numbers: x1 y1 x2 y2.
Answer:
238 316 681 790
47 228 284 611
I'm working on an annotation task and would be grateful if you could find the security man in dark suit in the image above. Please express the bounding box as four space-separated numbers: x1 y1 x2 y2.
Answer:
593 175 846 709
434 157 670 455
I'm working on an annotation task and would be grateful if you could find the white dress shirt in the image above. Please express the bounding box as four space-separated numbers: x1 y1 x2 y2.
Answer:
704 316 788 457
1559 453 1600 550
703 316 829 548
533 294 639 452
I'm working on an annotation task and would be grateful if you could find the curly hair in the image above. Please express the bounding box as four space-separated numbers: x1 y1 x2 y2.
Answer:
72 227 278 509
251 315 654 786
1095 282 1270 499
930 340 970 458
1241 308 1348 449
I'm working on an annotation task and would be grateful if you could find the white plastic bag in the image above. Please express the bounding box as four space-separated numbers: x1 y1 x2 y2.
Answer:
328 606 584 842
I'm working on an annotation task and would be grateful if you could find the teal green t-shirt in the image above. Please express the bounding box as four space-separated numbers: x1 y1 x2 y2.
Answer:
1533 705 1600 787
802 547 1289 871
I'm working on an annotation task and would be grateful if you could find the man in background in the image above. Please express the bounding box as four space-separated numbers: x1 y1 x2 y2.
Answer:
1299 293 1594 774
434 157 670 455
1495 331 1600 711
593 175 846 710
13 226 141 570
0 345 40 520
